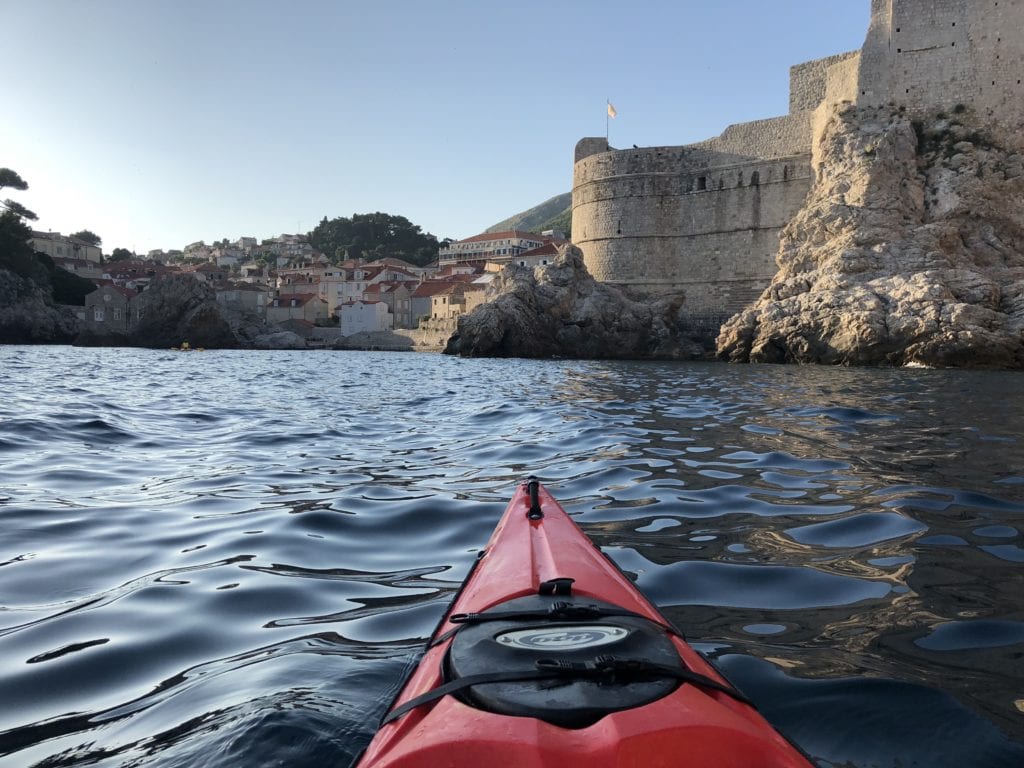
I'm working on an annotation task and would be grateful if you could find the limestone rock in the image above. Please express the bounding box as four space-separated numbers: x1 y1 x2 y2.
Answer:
445 245 704 359
0 269 80 343
128 274 272 349
718 106 1024 368
252 331 308 350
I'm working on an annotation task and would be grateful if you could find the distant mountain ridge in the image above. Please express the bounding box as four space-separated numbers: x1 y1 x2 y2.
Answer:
486 192 571 236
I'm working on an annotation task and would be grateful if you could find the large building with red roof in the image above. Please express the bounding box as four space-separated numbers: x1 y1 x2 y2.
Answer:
439 230 565 266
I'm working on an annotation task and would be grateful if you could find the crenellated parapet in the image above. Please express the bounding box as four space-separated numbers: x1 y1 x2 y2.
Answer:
571 0 1023 317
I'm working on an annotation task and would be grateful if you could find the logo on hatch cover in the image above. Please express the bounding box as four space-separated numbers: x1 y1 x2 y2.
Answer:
496 625 629 650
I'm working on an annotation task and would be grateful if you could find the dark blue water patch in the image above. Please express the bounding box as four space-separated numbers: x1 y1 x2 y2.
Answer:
665 484 854 519
716 654 1024 768
918 534 969 546
173 411 224 423
786 512 927 548
877 486 1024 514
742 623 787 635
719 450 850 473
634 518 683 533
759 471 829 490
785 405 898 423
974 525 1019 538
981 544 1024 562
915 620 1024 651
25 637 110 663
741 424 784 436
607 547 891 609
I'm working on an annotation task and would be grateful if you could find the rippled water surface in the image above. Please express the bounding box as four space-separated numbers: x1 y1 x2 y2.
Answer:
1 346 1022 767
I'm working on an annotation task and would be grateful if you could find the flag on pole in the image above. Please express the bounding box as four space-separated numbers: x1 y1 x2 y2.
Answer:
607 101 618 119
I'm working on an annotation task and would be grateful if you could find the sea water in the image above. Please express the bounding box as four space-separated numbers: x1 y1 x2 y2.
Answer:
0 346 1022 767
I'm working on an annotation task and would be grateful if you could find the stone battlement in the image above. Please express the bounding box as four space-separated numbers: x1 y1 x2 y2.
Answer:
571 0 1024 315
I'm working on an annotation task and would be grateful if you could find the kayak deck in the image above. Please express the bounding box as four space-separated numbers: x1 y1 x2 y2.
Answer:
356 480 813 767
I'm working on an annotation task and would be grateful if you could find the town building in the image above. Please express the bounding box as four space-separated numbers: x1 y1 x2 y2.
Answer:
84 284 136 333
338 299 393 335
30 232 102 264
438 230 552 266
486 241 561 272
266 293 329 325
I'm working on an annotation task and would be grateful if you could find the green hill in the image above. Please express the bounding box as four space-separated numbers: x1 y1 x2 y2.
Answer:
486 192 571 237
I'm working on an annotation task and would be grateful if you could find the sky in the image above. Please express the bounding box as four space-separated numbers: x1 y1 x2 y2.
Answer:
2 1 870 254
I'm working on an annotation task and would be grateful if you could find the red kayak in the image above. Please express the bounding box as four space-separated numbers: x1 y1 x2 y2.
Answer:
356 479 813 767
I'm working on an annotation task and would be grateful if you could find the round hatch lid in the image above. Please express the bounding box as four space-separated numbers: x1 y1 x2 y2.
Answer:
445 593 683 729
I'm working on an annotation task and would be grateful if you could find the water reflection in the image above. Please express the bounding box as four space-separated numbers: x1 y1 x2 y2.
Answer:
0 350 1022 767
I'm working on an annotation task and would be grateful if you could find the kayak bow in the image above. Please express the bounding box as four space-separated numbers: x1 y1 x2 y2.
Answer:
356 478 813 767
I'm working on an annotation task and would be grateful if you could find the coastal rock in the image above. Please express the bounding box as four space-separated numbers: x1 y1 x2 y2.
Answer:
717 106 1024 368
252 331 308 350
128 274 273 349
0 269 79 343
444 245 704 359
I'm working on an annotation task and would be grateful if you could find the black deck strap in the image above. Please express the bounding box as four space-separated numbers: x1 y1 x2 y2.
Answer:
381 669 562 725
536 656 753 706
380 655 752 726
538 577 574 596
526 477 543 519
432 601 675 648
451 601 631 624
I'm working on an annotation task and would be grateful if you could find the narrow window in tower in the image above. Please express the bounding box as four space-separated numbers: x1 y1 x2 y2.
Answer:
697 176 707 191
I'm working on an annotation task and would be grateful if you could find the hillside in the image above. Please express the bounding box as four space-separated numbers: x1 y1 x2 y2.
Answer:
486 192 571 236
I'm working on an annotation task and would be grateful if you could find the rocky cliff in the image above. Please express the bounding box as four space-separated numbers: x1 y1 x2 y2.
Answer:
717 105 1024 368
444 245 704 360
0 269 80 343
76 274 276 349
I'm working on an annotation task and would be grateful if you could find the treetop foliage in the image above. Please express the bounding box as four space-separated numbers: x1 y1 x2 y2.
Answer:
0 168 28 192
308 212 440 267
71 230 102 247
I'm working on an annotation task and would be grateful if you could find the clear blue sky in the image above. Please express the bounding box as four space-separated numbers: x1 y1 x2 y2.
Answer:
2 1 869 254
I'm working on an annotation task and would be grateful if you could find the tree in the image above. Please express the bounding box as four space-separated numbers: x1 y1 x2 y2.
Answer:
308 212 441 267
1 167 37 222
108 247 133 262
0 168 95 304
70 229 102 247
0 168 28 190
0 167 43 280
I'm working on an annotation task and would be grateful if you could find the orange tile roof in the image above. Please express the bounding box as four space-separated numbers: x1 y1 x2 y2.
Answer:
451 230 546 245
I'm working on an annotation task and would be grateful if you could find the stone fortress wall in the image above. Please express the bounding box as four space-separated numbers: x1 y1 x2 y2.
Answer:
571 0 1023 316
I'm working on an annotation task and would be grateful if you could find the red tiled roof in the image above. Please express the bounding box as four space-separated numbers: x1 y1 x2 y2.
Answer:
89 282 137 298
274 293 321 305
412 281 458 298
453 229 544 245
518 242 560 258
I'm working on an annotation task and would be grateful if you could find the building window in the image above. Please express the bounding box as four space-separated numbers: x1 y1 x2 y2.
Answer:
697 176 707 191
93 308 104 321
113 308 122 320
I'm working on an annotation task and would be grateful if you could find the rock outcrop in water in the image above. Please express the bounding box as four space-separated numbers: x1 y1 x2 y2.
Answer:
444 245 704 359
0 269 80 343
76 274 274 349
717 106 1024 368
